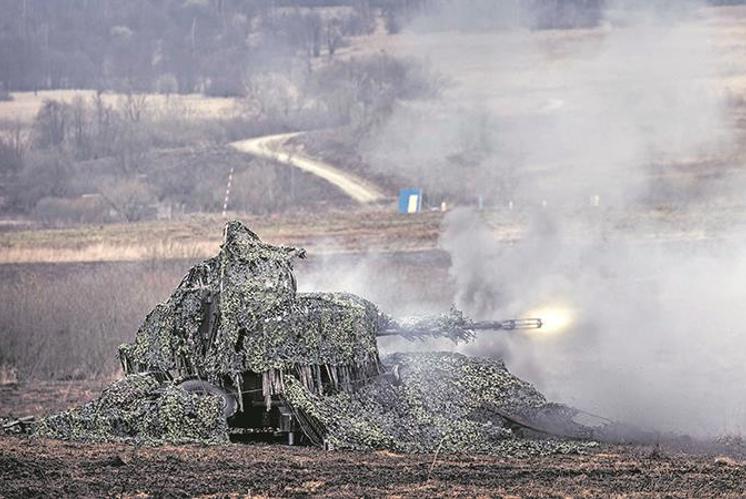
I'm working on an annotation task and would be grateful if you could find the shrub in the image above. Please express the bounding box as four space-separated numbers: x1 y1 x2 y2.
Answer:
308 54 444 130
155 73 179 96
33 196 111 225
99 178 156 222
9 151 73 212
0 123 25 175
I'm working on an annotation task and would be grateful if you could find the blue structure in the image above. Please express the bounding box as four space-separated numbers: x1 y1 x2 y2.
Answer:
398 188 423 214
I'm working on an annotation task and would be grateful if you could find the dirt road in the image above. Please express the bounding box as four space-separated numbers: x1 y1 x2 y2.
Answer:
230 132 386 203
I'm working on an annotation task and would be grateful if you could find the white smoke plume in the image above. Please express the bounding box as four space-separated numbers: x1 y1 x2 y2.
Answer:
366 1 746 436
443 208 746 437
363 0 734 208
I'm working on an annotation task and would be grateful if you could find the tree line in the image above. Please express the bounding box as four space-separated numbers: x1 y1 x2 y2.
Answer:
0 0 618 97
0 0 380 96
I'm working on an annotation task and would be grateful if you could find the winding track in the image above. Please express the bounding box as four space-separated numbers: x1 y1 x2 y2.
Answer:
230 132 386 204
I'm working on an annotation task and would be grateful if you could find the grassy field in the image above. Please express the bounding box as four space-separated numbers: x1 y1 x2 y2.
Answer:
0 244 452 381
0 209 445 264
3 199 745 265
0 90 241 126
346 5 746 104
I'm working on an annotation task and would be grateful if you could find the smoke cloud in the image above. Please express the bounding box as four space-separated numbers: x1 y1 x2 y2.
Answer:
363 0 734 208
444 208 746 437
364 1 746 436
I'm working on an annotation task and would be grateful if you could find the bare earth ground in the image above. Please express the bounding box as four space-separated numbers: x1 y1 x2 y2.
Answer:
4 436 746 498
2 381 746 497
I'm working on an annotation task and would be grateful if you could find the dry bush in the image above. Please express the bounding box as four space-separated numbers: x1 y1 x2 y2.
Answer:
229 158 351 214
308 54 445 131
0 364 18 385
10 151 73 212
28 95 228 167
99 178 156 222
0 122 26 175
243 72 303 120
0 261 186 381
33 196 111 226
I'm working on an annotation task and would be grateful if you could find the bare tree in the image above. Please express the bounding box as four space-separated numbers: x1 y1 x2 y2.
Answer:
33 100 69 148
121 92 148 123
326 19 342 59
0 121 27 176
99 178 155 222
70 96 90 158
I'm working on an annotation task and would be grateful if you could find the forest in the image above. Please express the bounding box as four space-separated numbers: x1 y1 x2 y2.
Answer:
0 0 606 95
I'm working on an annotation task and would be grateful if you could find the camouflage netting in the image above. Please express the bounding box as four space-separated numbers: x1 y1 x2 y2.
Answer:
21 221 603 452
35 374 228 444
284 352 598 456
119 221 385 404
390 307 475 342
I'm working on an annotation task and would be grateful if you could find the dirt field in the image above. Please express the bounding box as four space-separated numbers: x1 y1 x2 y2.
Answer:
2 436 746 498
2 380 746 497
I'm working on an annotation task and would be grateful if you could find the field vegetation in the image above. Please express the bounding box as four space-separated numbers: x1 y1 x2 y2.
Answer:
0 261 184 381
0 223 449 382
0 52 441 224
0 0 619 227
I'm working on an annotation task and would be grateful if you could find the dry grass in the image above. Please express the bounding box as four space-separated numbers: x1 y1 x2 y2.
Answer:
0 260 187 380
0 365 18 385
343 5 746 104
0 230 452 382
0 215 226 263
0 209 444 264
0 90 242 126
0 239 221 264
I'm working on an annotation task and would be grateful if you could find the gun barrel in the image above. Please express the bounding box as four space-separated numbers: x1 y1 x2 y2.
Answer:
470 318 543 331
377 317 543 339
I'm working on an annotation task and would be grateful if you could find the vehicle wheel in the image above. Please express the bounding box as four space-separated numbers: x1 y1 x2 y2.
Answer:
177 379 238 419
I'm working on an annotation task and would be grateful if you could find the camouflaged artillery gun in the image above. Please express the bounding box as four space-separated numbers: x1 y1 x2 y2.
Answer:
117 221 542 444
